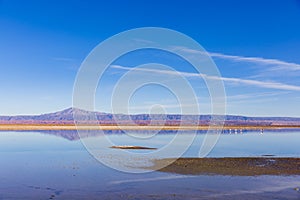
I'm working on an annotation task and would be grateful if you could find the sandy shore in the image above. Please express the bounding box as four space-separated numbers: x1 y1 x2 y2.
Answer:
150 157 300 176
0 124 299 131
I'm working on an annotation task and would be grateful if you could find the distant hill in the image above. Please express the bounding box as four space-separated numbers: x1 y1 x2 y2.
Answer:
0 107 300 126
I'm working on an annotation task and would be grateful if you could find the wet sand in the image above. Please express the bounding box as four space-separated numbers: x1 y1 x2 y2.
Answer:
0 124 299 131
150 157 300 176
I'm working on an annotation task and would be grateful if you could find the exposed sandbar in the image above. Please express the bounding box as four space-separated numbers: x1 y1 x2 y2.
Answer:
150 157 300 176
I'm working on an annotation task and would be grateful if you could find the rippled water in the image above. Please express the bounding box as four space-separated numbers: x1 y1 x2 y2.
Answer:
0 130 299 199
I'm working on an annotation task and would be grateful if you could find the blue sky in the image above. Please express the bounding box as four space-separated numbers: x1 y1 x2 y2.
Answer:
0 0 300 116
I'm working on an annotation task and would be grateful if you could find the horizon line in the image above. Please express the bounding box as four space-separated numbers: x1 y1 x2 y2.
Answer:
0 107 299 119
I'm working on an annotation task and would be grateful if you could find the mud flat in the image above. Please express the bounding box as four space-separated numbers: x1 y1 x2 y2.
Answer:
150 157 300 176
110 145 157 150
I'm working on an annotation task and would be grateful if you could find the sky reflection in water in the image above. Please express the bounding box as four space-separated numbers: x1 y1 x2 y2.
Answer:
0 130 300 199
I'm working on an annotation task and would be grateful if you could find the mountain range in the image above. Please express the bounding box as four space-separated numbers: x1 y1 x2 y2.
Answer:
0 107 300 126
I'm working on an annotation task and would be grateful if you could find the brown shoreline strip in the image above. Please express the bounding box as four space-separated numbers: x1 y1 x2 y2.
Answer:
150 157 300 176
0 124 300 131
110 145 157 150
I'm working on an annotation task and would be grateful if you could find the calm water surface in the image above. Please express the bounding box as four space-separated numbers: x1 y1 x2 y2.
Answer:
0 130 300 199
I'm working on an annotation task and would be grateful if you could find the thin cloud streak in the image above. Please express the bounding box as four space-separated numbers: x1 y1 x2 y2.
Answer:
226 91 288 100
111 65 201 78
210 52 300 71
176 47 300 71
111 65 300 91
205 74 300 91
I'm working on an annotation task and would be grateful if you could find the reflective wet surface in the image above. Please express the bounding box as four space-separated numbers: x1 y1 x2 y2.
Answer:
0 130 300 199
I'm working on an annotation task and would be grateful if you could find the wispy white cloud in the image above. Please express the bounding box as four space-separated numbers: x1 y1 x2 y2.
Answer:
174 47 300 72
51 57 78 71
205 74 300 91
111 65 200 77
209 52 300 71
111 65 300 92
226 91 289 100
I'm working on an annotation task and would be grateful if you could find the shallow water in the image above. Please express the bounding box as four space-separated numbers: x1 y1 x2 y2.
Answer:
0 130 300 199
